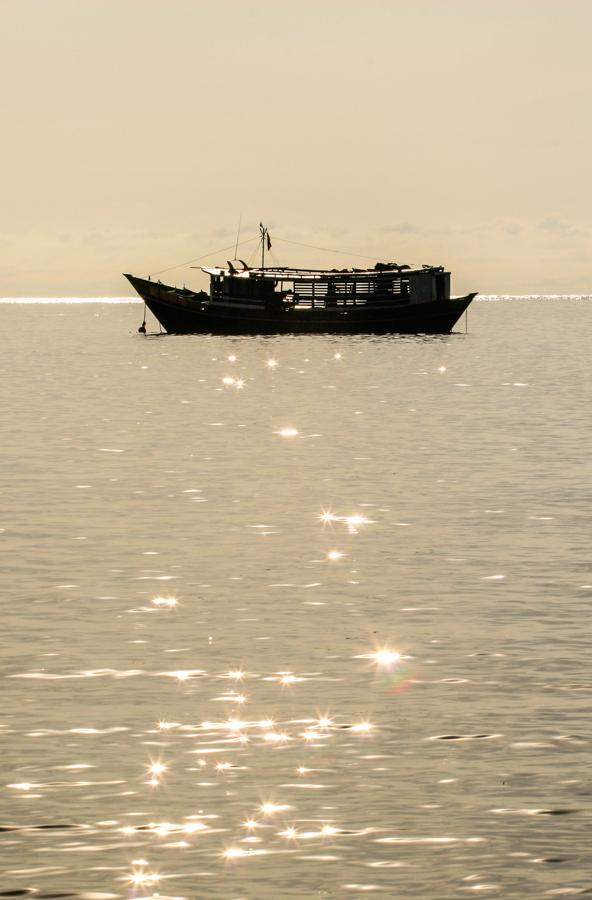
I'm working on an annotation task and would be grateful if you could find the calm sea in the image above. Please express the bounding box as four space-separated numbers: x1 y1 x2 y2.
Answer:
1 298 590 899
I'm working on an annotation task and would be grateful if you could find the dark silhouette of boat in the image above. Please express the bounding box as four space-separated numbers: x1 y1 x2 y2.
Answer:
125 227 476 335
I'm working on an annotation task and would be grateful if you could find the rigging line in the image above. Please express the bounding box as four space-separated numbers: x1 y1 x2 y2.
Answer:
246 240 262 268
267 246 283 269
273 235 377 261
150 235 259 277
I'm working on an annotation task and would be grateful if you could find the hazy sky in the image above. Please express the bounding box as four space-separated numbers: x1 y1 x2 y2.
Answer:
1 0 591 295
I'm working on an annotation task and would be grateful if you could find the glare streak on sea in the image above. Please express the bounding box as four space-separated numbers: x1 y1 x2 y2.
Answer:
0 297 590 899
0 297 139 304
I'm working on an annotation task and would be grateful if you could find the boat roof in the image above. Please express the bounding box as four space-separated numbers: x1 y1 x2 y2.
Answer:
201 264 444 280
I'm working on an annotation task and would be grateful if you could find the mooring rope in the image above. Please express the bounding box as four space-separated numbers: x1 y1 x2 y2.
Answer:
138 302 147 334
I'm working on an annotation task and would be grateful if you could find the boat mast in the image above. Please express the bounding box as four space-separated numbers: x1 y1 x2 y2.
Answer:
234 213 242 259
260 222 267 270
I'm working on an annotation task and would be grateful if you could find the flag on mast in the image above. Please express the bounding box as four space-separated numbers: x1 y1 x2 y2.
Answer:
260 222 272 252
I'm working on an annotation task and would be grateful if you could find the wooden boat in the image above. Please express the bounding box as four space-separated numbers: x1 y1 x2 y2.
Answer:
124 227 476 335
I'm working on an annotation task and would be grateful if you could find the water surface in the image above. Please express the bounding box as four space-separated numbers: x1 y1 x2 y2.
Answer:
1 298 590 897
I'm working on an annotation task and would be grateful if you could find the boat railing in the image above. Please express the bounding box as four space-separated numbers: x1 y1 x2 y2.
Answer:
291 278 410 309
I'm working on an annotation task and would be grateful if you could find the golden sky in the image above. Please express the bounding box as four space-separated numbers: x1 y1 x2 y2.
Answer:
1 0 591 295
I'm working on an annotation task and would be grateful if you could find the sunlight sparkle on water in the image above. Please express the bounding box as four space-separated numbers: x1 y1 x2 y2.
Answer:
327 550 345 561
266 359 278 369
263 730 289 743
226 718 246 732
127 870 160 888
152 595 178 608
224 847 247 859
277 427 299 437
261 801 290 815
355 647 402 669
351 721 374 733
183 821 206 833
175 671 190 681
318 510 373 531
344 514 373 528
157 720 177 731
372 648 401 667
302 729 324 741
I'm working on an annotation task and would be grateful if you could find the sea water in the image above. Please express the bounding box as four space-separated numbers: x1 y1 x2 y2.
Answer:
0 297 590 898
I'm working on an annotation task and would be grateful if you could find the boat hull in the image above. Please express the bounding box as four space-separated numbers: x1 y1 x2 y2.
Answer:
124 274 476 335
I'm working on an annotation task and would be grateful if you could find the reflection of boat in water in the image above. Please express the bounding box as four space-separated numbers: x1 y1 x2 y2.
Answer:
125 226 476 335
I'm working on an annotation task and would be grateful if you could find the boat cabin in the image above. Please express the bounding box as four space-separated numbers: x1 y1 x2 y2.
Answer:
201 263 451 311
